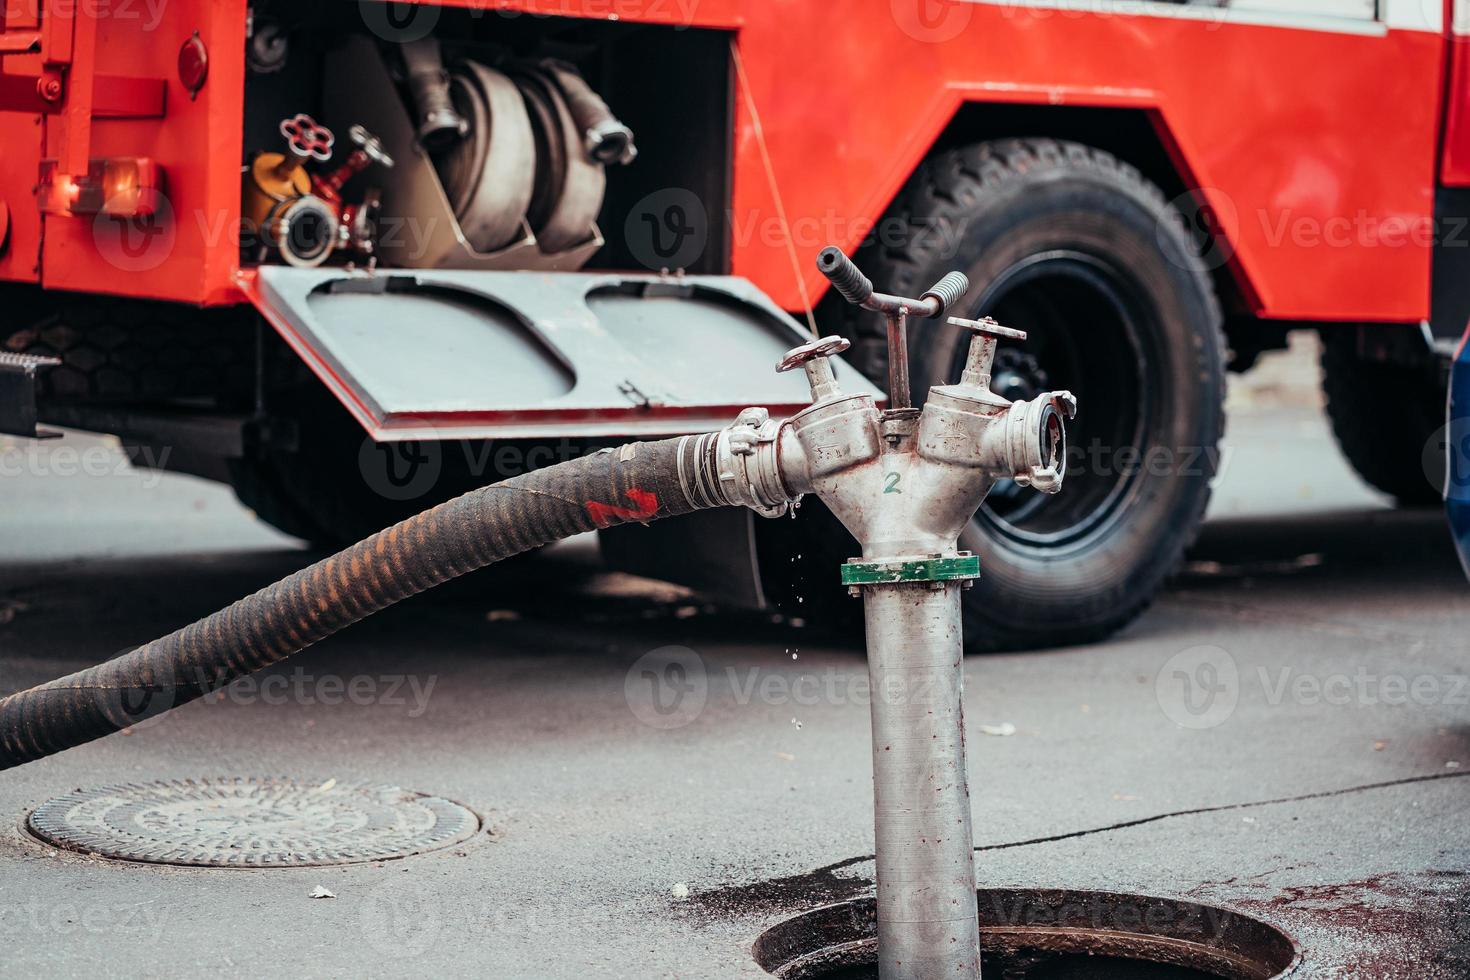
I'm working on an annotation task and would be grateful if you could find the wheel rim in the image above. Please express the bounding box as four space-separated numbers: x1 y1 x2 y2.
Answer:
957 251 1159 550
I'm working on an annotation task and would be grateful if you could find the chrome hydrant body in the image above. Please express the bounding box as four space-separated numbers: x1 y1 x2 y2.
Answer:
705 247 1075 980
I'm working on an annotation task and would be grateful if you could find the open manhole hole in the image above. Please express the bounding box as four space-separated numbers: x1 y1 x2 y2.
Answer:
754 888 1299 980
26 777 479 868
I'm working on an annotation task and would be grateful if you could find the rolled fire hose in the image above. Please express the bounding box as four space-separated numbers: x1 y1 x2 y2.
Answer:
432 60 616 257
434 61 536 253
513 64 606 254
0 436 734 771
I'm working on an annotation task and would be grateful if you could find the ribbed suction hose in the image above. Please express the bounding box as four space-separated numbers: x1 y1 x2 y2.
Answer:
0 436 743 771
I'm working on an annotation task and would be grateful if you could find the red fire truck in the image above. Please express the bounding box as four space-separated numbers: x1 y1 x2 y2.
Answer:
0 0 1462 649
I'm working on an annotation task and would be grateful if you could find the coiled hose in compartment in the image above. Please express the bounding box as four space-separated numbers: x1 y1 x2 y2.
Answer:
0 435 736 771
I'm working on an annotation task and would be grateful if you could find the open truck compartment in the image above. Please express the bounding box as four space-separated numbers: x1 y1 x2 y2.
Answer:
227 7 830 444
240 9 734 279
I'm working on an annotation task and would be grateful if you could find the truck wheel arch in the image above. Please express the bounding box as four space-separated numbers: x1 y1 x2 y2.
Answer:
836 100 1256 326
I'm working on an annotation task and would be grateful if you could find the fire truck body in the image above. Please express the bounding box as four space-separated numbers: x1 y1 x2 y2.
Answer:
0 0 1463 649
0 0 1454 317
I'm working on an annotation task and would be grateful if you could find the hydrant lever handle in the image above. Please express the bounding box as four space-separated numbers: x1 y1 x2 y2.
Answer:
817 246 874 306
815 246 973 411
817 245 970 320
921 271 970 317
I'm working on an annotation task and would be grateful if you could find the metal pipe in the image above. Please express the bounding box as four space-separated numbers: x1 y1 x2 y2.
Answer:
885 311 912 411
865 582 980 979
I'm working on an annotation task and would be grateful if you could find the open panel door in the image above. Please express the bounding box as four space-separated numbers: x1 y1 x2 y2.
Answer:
239 267 880 441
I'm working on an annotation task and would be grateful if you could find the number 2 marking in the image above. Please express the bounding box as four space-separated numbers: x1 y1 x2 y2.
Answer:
884 472 902 494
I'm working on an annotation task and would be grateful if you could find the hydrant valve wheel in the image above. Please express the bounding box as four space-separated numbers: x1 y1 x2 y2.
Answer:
279 113 334 162
776 335 850 372
349 124 394 168
948 314 1029 342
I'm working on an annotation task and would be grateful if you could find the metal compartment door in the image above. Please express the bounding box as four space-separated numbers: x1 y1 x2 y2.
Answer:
239 267 879 441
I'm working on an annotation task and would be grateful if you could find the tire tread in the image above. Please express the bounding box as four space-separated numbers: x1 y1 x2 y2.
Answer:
826 137 1226 651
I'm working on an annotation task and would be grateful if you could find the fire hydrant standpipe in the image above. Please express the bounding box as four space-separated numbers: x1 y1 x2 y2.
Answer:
0 247 1074 980
803 246 1075 980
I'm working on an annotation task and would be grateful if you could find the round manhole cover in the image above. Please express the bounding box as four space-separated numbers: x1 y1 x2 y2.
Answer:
26 777 480 868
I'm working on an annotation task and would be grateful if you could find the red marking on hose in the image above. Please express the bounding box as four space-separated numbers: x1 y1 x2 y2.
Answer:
586 488 660 528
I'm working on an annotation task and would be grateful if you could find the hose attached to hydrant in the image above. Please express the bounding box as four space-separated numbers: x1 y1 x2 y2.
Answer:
3 244 1074 980
0 436 728 771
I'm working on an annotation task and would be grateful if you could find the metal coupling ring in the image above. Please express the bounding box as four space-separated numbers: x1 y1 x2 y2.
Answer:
840 553 981 587
717 407 791 518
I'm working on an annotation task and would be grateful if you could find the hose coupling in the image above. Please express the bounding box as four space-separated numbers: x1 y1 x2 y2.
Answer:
1005 390 1076 493
676 408 794 518
400 38 469 149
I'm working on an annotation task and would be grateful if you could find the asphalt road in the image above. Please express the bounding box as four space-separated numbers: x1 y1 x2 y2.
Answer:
0 336 1467 978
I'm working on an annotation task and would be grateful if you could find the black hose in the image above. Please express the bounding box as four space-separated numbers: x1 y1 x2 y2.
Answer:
0 436 720 771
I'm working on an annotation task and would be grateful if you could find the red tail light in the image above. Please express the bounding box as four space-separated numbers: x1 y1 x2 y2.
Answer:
36 158 162 217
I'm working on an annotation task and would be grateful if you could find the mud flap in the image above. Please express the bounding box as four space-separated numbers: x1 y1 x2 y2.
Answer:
238 267 879 441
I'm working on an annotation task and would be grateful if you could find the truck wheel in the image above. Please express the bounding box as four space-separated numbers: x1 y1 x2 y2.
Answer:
223 384 452 546
1 294 254 403
816 138 1227 651
226 455 339 545
1319 333 1445 505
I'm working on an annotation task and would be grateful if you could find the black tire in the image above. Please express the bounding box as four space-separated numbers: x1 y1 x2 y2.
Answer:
1320 333 1445 506
795 138 1227 652
226 454 337 545
1 291 254 404
230 382 617 549
230 384 474 546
